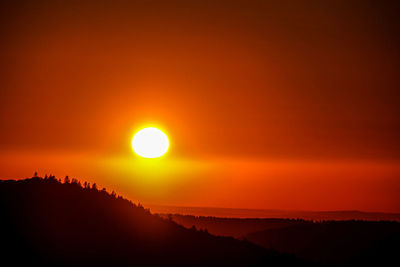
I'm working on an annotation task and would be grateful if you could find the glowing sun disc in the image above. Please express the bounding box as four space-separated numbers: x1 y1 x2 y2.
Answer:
132 127 169 158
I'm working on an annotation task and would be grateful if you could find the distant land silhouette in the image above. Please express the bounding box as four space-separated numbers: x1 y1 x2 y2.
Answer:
0 177 307 266
2 176 399 266
163 214 400 265
149 204 400 222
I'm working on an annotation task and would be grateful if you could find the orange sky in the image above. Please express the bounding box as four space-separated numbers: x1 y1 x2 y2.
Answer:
0 0 399 212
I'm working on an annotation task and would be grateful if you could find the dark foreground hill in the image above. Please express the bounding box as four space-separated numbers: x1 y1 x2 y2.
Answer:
245 220 400 266
0 177 305 266
163 214 400 265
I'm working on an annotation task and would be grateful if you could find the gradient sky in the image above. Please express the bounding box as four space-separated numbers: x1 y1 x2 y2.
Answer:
1 0 399 212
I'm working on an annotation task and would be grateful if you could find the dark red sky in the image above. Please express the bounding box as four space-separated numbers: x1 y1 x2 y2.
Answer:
0 0 399 212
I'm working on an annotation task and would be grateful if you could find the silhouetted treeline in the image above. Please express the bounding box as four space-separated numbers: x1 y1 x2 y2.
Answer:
163 214 400 265
153 206 400 221
0 177 308 266
161 214 305 238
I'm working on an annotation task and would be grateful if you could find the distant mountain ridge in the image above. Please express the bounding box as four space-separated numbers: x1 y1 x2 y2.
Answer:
149 204 400 221
161 214 400 265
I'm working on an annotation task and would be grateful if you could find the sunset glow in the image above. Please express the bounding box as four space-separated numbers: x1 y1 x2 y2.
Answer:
0 0 399 215
2 2 400 264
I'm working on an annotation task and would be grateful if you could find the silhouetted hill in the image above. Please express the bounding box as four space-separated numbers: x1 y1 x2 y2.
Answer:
162 214 400 265
245 220 400 265
0 177 306 266
159 214 304 238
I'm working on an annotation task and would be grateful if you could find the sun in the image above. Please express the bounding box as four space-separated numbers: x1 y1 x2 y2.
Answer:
132 127 169 158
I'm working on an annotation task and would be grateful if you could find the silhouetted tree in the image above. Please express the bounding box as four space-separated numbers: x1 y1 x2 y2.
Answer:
47 174 56 181
73 178 82 187
64 176 70 184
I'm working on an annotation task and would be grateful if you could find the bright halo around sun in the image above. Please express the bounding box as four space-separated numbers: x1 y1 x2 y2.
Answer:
132 127 169 158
